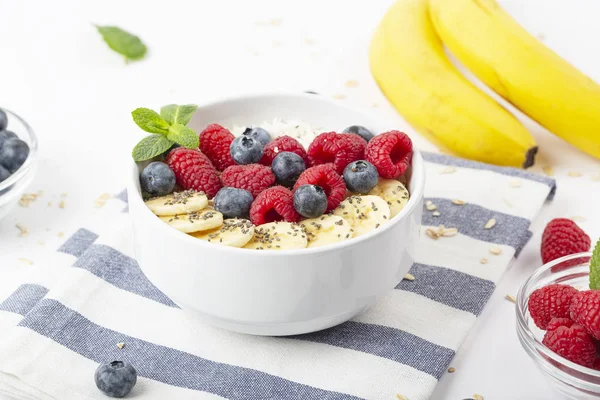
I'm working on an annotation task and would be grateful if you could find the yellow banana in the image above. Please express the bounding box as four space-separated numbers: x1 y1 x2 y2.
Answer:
429 0 600 160
370 0 537 167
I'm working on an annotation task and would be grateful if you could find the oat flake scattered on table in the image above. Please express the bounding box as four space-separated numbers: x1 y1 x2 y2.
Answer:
19 193 39 207
542 165 554 176
16 224 28 237
484 218 496 229
94 193 112 208
489 247 502 255
439 166 456 174
505 295 517 304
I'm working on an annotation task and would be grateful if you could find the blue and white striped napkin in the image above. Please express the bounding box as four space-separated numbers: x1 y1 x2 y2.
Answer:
0 153 555 400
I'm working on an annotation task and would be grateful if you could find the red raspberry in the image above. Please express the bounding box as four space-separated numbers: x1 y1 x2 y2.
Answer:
307 132 366 174
293 164 346 212
542 323 596 367
570 291 600 340
260 136 308 166
528 284 578 330
546 317 574 332
541 218 591 272
199 124 235 171
165 148 222 198
365 131 413 179
221 164 276 198
250 186 300 225
594 358 600 371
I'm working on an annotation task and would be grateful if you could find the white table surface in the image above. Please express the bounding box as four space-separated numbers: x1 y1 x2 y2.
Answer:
1 0 600 399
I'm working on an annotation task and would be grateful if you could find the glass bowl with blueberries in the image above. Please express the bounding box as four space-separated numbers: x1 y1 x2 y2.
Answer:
0 108 37 220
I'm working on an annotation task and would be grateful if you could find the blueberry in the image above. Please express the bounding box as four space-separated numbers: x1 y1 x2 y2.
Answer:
343 160 379 194
0 130 17 151
95 361 137 398
272 152 306 186
230 136 264 165
0 138 29 173
140 162 176 196
343 125 375 142
0 165 10 183
214 187 254 218
242 127 271 146
293 184 327 218
0 109 7 131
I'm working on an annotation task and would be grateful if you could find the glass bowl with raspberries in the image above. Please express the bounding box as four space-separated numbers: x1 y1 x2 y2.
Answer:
127 92 425 335
517 249 600 399
0 108 37 221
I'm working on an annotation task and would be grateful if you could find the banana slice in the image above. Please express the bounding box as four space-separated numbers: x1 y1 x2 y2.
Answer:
300 215 353 248
160 208 223 233
192 218 255 248
145 190 208 216
333 195 391 237
368 179 410 218
244 222 307 250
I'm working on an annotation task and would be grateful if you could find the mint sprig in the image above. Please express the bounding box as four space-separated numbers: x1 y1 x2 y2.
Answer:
132 108 170 134
590 238 600 289
96 25 147 62
160 104 197 126
131 104 198 162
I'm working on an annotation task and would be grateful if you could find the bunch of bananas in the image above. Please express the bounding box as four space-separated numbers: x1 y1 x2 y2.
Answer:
370 0 600 167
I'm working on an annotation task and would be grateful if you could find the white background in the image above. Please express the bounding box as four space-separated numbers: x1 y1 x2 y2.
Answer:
1 0 600 399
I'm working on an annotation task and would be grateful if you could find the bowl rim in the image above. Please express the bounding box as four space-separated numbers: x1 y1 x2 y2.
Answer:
128 91 426 256
0 108 38 193
516 251 600 386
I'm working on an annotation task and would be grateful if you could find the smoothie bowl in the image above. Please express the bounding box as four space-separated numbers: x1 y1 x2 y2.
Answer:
128 93 425 335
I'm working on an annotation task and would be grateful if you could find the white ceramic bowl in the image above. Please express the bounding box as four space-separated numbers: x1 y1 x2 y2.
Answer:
128 93 425 336
0 109 38 221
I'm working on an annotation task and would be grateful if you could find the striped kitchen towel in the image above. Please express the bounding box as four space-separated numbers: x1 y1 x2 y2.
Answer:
0 153 555 400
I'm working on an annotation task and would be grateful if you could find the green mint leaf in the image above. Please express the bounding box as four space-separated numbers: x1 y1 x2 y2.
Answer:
167 124 199 149
131 108 170 134
132 135 173 162
160 104 198 125
96 25 147 61
590 238 600 289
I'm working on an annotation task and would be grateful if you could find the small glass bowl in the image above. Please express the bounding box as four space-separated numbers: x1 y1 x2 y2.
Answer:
516 252 600 399
0 109 38 220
